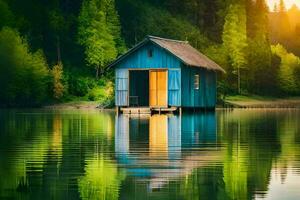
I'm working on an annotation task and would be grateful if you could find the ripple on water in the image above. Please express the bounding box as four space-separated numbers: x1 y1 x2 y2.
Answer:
0 109 299 199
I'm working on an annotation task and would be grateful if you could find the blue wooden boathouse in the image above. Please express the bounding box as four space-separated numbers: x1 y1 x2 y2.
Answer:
109 36 225 113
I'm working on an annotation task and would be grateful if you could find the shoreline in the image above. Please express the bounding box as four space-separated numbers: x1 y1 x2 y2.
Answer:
224 95 300 109
44 96 300 110
2 96 300 110
42 101 111 110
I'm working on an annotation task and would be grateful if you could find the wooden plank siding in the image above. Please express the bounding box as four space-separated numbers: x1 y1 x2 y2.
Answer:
168 69 181 106
115 43 181 70
115 41 217 109
181 65 216 108
115 69 129 106
115 43 181 107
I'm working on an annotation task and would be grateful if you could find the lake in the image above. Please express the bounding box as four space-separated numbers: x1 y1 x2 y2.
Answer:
0 109 299 200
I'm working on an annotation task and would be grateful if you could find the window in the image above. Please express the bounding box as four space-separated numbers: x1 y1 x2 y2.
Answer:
148 49 153 58
194 74 200 90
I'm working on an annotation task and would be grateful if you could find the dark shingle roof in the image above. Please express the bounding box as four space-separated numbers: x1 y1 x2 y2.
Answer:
109 35 225 73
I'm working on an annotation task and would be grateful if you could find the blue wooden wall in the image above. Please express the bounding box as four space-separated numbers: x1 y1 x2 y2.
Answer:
115 69 128 106
168 69 181 106
181 65 216 108
115 43 181 69
115 43 181 106
115 42 216 108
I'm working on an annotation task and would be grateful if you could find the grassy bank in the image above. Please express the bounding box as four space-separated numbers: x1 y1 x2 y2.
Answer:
224 95 300 108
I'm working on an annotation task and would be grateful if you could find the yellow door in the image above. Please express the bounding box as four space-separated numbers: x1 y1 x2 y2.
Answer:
149 71 157 106
149 70 167 107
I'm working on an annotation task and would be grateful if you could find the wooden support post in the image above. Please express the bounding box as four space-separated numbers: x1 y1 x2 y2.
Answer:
179 107 182 115
116 106 119 115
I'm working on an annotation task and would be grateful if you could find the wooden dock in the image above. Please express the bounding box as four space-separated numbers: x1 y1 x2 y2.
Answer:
119 107 179 114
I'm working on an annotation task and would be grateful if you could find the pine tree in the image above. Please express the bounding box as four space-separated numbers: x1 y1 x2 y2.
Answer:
245 0 273 94
278 0 291 39
274 3 278 12
222 2 248 94
279 0 286 12
104 0 126 54
0 0 14 28
78 0 118 79
272 44 300 95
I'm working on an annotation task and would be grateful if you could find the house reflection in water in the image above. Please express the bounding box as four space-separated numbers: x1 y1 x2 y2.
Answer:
115 112 220 190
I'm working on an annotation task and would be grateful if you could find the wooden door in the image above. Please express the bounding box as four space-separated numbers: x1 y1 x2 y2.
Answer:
149 70 167 107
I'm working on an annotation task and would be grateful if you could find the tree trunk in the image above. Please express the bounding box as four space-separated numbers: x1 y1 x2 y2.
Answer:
238 67 241 94
100 67 105 77
57 36 61 64
95 66 99 80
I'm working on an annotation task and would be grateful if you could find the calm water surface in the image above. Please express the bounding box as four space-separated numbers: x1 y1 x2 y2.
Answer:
0 109 299 200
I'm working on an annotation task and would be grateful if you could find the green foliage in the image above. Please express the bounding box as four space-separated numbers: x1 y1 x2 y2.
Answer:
78 0 123 78
269 1 300 56
222 3 248 70
67 75 91 97
88 79 114 107
247 0 269 39
244 0 274 94
116 0 212 50
105 0 127 54
62 72 114 107
0 0 14 28
0 0 300 107
205 45 235 98
222 3 248 94
246 39 275 94
271 44 300 95
51 63 65 99
49 10 66 34
0 27 49 106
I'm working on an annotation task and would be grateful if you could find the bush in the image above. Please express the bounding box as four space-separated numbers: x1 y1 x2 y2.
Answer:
88 81 114 107
67 75 90 97
62 71 114 107
87 80 114 107
51 63 64 99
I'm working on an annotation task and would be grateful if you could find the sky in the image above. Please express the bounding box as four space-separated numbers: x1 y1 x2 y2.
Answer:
267 0 300 10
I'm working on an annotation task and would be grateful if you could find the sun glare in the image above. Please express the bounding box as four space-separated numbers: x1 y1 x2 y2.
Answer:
267 0 300 11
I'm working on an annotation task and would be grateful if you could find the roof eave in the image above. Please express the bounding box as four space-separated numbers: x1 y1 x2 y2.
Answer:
189 64 226 73
107 38 149 68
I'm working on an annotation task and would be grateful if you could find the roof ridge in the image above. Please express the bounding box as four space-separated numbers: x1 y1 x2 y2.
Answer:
147 35 188 44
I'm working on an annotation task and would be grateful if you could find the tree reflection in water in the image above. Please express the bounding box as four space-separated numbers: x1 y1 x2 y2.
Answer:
0 110 299 199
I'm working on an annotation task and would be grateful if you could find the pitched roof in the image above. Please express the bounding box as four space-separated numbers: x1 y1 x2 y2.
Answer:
108 35 225 73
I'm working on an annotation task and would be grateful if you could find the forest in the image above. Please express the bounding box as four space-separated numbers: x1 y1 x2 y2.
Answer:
0 0 300 107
